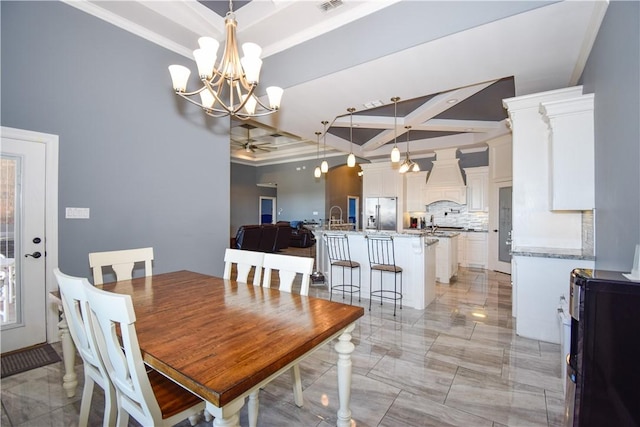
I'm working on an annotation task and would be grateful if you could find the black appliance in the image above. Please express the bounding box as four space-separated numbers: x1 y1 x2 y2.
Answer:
567 268 640 427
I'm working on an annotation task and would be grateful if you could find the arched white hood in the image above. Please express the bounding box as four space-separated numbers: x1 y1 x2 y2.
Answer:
425 148 467 205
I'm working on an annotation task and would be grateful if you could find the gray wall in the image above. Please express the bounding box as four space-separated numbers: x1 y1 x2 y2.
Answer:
256 158 335 224
580 1 640 271
230 162 276 236
1 2 230 280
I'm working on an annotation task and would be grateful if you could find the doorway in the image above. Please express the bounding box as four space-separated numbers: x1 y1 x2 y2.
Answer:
1 127 59 353
259 196 276 224
347 196 359 231
489 181 512 274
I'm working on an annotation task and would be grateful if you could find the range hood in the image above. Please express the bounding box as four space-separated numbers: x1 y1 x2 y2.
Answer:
425 148 467 205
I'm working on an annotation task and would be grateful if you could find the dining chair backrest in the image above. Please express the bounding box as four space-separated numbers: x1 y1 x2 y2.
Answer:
89 247 154 285
262 253 314 296
53 268 116 427
83 281 163 425
223 248 264 286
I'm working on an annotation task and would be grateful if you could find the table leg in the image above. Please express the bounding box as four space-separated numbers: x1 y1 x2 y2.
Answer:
335 323 356 427
206 398 244 427
58 310 78 398
248 389 259 427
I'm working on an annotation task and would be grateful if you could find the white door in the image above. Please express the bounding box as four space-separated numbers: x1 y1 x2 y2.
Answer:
489 181 512 274
1 135 47 352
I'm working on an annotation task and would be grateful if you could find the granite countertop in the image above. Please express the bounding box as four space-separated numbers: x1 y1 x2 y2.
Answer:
511 246 595 261
425 238 439 247
404 227 488 233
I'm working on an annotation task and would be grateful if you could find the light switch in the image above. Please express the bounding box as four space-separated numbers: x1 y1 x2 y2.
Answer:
66 207 90 219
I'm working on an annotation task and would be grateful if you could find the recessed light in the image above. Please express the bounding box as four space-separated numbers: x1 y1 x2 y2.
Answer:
447 98 458 104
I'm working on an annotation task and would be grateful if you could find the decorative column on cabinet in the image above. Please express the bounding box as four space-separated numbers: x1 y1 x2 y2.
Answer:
539 94 595 210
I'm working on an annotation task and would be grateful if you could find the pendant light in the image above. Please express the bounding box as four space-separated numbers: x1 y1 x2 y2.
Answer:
399 125 420 173
320 120 329 173
314 131 322 178
346 107 356 167
390 97 401 163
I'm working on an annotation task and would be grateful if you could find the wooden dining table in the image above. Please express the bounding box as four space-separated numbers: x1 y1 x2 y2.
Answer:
52 270 364 427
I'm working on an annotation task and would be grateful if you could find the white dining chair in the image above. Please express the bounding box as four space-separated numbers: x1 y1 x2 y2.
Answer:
53 268 116 427
83 280 205 427
223 248 264 286
245 253 314 426
262 253 314 296
88 247 154 285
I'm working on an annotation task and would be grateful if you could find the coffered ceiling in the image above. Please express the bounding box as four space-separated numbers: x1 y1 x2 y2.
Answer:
64 0 608 166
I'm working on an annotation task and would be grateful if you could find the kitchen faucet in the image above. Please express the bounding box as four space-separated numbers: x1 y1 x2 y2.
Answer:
429 215 437 234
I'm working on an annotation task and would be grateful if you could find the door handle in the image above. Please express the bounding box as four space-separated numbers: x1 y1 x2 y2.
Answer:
25 251 42 259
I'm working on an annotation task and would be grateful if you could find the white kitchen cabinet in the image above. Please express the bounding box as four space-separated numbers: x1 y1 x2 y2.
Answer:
487 135 512 181
457 231 488 269
540 94 595 210
464 167 489 212
435 234 459 284
465 232 488 268
404 171 428 212
361 163 402 198
513 254 594 343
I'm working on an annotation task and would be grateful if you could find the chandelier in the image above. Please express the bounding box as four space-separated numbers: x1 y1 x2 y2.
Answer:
399 125 420 173
168 0 283 120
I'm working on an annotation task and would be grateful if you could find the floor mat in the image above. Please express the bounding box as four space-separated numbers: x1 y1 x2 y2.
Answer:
1 344 61 378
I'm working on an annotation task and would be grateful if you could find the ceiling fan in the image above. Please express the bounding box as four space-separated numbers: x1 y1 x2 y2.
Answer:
231 125 277 153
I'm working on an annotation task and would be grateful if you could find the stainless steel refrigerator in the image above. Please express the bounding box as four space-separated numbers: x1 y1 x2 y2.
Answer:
365 197 397 231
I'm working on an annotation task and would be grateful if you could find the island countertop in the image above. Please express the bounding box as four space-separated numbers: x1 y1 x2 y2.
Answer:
313 230 438 309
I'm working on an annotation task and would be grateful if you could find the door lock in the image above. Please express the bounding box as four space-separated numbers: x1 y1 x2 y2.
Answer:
25 251 42 259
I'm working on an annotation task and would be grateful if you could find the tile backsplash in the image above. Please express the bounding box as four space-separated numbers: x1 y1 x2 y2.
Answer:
409 200 489 230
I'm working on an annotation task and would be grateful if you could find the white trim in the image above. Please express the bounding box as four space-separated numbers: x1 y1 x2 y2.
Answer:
1 126 59 344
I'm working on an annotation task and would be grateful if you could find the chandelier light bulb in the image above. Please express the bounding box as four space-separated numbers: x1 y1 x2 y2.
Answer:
314 166 322 178
399 160 410 174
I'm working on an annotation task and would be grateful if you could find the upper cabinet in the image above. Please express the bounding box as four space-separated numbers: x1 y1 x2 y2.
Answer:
404 171 428 212
487 135 512 182
540 94 595 210
361 163 403 198
464 167 489 212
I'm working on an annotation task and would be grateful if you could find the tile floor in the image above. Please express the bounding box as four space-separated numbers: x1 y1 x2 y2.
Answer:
1 267 568 426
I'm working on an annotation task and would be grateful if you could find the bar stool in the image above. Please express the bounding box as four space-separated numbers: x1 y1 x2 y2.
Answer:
366 234 402 316
324 233 361 304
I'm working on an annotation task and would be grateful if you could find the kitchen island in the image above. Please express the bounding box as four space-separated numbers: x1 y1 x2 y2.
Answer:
314 230 439 310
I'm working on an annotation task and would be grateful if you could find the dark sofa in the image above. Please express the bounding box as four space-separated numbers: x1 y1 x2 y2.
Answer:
235 222 292 252
288 221 316 248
